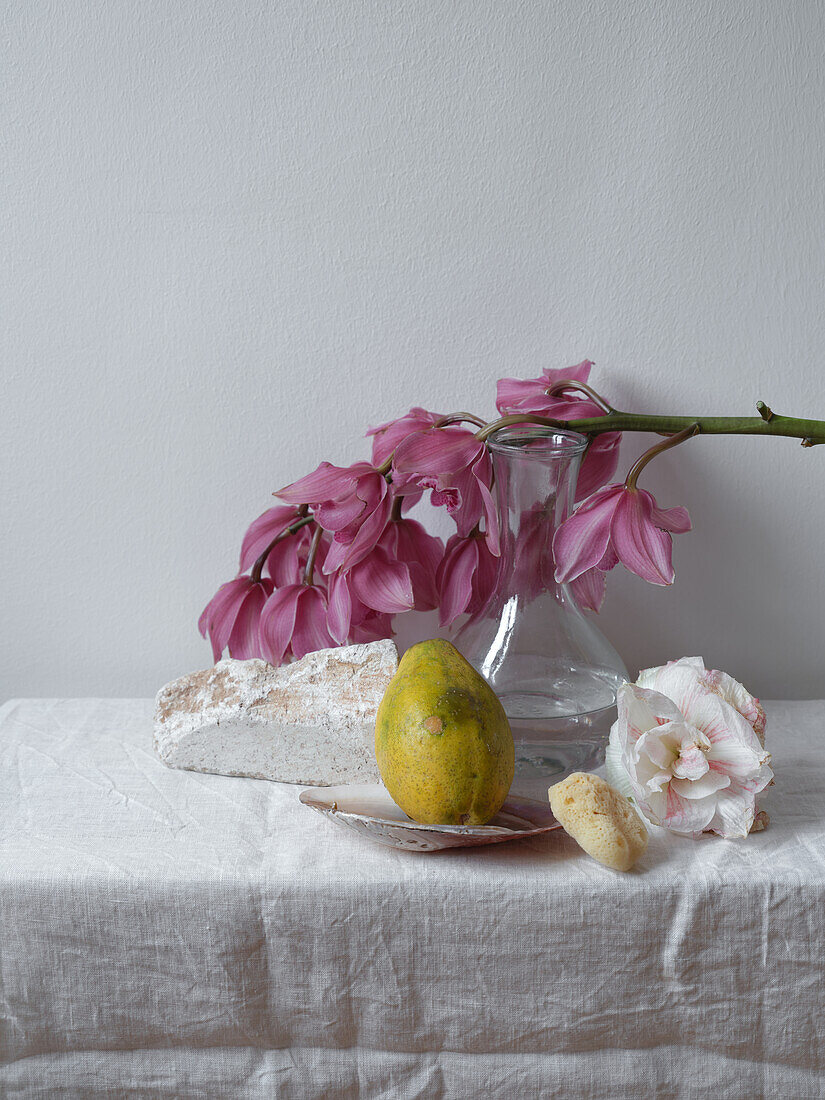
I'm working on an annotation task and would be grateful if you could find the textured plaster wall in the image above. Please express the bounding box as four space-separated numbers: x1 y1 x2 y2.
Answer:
2 1 824 700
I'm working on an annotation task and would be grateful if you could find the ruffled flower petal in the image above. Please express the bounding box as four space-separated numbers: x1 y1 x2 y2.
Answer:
671 741 711 781
607 661 773 839
662 785 717 834
671 770 730 800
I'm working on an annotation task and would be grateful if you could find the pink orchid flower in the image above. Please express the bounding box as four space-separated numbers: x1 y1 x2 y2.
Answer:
366 407 443 466
258 582 335 665
198 575 273 662
496 361 621 499
553 483 691 587
276 461 392 574
435 532 500 627
325 518 443 643
392 426 500 554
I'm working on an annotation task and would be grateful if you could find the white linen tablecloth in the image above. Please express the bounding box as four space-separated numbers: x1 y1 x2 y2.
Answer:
0 696 823 1099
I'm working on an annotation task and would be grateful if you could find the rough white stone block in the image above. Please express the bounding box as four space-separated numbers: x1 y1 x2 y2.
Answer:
154 639 398 786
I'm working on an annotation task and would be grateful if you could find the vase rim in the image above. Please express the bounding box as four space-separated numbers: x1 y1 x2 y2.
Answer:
485 425 589 457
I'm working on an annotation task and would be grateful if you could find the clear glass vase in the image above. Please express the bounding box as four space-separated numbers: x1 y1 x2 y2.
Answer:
453 425 628 796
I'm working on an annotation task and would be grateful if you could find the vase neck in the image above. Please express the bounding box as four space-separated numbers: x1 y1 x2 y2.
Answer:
487 428 586 603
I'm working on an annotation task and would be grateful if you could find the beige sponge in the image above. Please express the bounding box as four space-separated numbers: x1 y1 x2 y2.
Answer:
548 772 648 871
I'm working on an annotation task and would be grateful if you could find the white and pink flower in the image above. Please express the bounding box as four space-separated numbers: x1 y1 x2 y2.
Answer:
606 658 772 838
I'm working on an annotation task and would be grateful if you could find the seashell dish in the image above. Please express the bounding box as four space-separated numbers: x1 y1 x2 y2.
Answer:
299 782 561 852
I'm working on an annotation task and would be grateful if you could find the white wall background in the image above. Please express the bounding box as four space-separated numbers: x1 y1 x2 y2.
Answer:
2 0 824 701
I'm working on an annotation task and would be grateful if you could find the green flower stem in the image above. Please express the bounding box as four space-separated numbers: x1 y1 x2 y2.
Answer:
302 524 324 586
476 408 825 446
625 424 700 490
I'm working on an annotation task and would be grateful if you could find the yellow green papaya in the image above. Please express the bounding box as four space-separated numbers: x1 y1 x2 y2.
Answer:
374 639 514 826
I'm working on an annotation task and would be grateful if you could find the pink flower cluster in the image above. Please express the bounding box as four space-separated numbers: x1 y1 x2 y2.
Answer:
200 409 508 663
200 362 694 665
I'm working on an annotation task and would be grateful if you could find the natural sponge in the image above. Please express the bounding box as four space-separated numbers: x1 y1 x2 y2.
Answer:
548 772 648 871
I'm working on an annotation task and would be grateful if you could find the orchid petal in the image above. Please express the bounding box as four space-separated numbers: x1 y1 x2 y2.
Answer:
326 572 353 645
367 407 443 466
348 548 414 614
324 491 393 573
259 586 302 666
265 535 305 587
315 495 365 531
349 608 395 644
611 489 676 585
496 361 596 415
276 462 369 505
576 432 622 500
387 518 444 610
467 536 500 619
393 427 482 478
543 360 594 385
651 503 692 534
226 582 270 660
199 577 255 663
289 587 334 659
568 566 607 612
553 486 623 583
473 452 501 557
239 506 300 572
436 537 479 626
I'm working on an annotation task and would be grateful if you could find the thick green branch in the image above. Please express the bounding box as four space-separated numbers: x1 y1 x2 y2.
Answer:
564 411 825 445
476 409 825 446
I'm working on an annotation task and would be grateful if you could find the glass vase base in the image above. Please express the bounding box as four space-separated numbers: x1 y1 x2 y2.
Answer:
506 705 616 799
